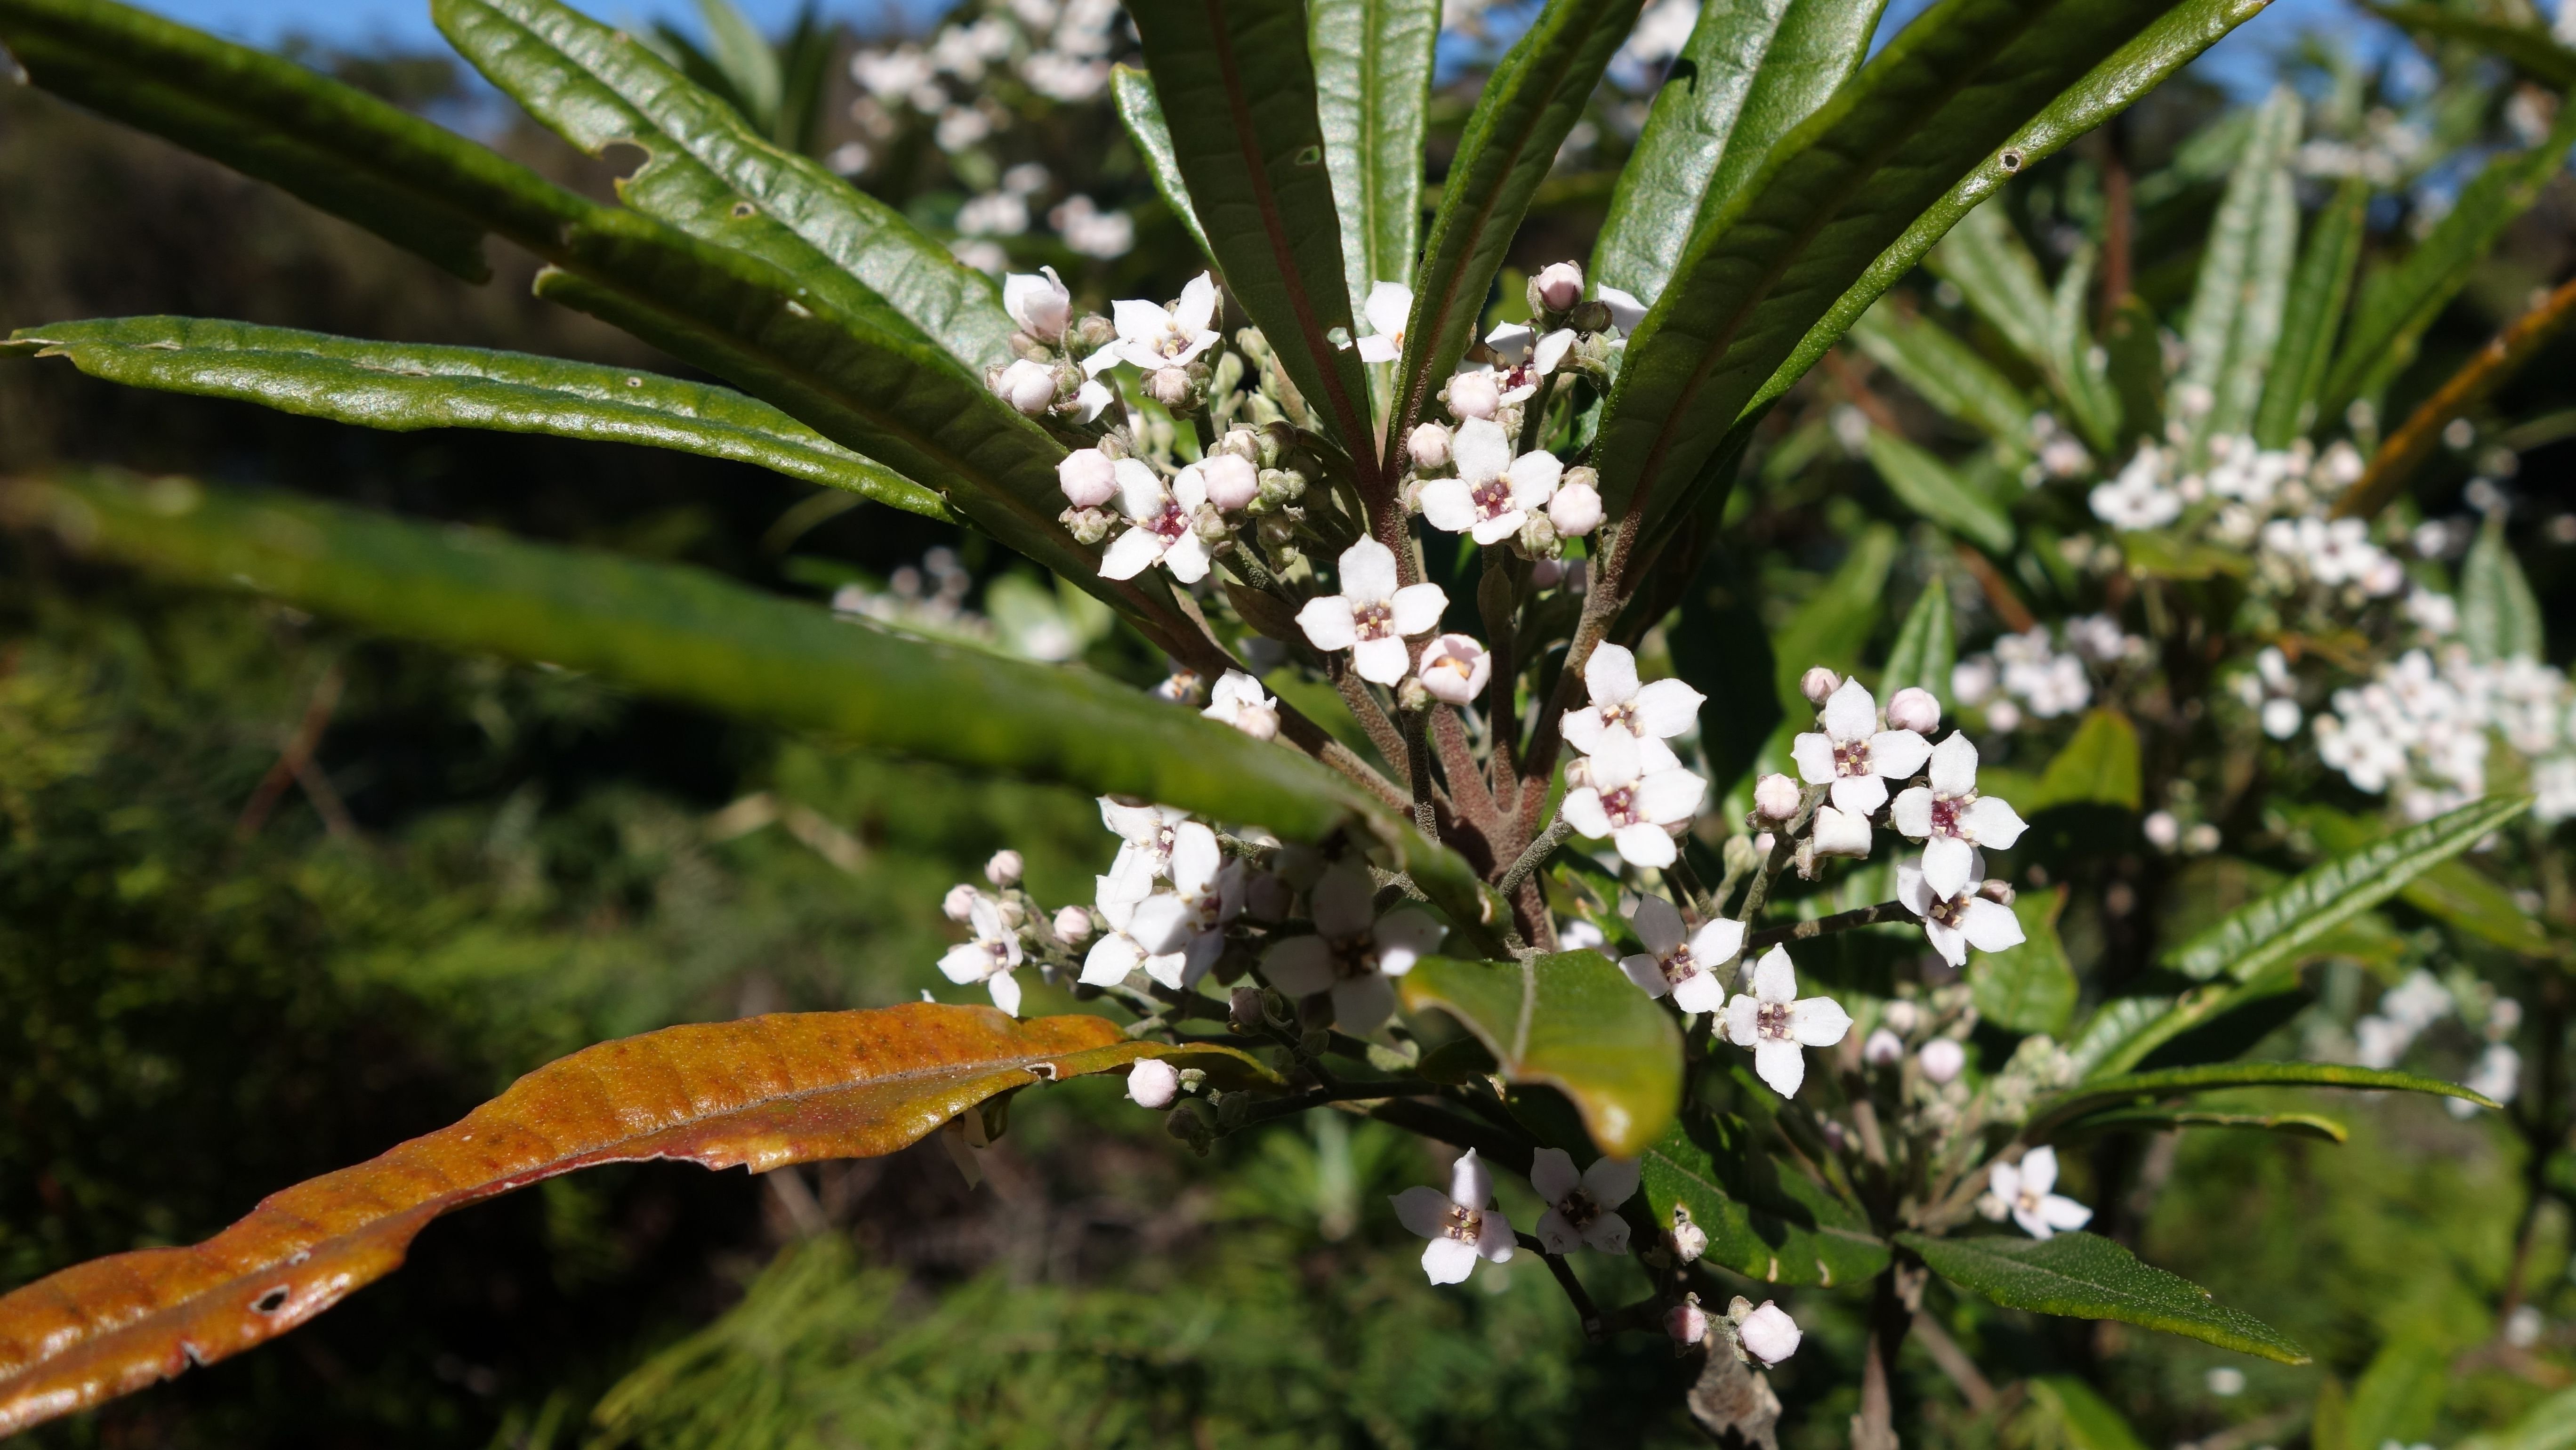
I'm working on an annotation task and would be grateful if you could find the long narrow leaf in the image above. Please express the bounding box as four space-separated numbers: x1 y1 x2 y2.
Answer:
2253 176 2367 447
1308 0 1438 321
1640 1115 1890 1287
1111 65 1217 266
1863 428 2015 554
2 316 946 516
2176 86 2298 454
1850 303 2038 447
1898 1230 2309 1362
1928 198 2055 371
2037 1062 2503 1128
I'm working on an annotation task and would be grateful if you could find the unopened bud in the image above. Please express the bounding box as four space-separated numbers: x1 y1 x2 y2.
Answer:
1800 666 1842 705
1164 1099 1215 1153
1978 878 2016 905
1517 513 1561 557
1199 453 1259 511
1448 370 1501 420
1147 366 1195 408
1060 505 1115 545
1074 314 1117 349
1058 448 1118 508
1882 999 1921 1036
1863 1028 1904 1066
1735 1300 1803 1366
1257 467 1308 505
1918 1037 1966 1084
1666 1293 1709 1346
1230 985 1268 1032
1886 686 1941 733
991 357 1058 415
1126 1058 1180 1109
1565 756 1593 790
1216 427 1262 463
1053 904 1094 943
1257 514 1299 551
1670 1205 1708 1263
1752 831 1775 856
1753 773 1801 821
1567 298 1612 335
1548 481 1603 537
984 849 1024 887
1190 501 1231 543
1408 420 1453 472
1531 260 1584 314
1396 675 1433 713
942 884 981 922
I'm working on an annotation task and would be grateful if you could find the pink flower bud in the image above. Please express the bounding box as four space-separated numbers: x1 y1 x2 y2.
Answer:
1003 267 1071 339
984 849 1024 887
993 357 1058 415
1666 1298 1709 1346
1886 686 1941 733
1448 370 1501 420
1126 1058 1180 1109
1737 1301 1803 1365
1918 1037 1966 1084
1548 481 1604 536
1863 1028 1904 1066
1408 421 1453 471
1416 634 1491 706
1800 666 1842 705
1753 773 1801 821
1533 260 1584 313
1882 999 1920 1035
1199 453 1259 510
1058 448 1117 508
1052 904 1094 943
942 884 981 922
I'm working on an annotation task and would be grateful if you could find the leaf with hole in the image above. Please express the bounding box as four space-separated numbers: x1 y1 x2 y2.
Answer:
1898 1230 2309 1362
1395 952 1682 1157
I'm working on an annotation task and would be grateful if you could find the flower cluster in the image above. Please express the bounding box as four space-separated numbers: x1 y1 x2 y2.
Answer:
1951 618 2137 731
2314 645 2576 823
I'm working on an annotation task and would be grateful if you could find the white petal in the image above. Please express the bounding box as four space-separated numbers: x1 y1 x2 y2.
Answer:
1621 952 1673 999
1533 328 1575 375
1754 1039 1807 1097
1111 298 1171 345
1536 1207 1583 1255
1451 418 1513 484
1297 594 1359 652
986 969 1022 1016
1597 285 1648 332
1829 773 1888 817
1924 918 1969 967
1988 1163 2021 1202
1100 799 1164 843
1891 787 1934 839
1790 732 1836 786
1310 864 1378 938
1161 531 1211 584
1923 836 1977 902
1097 526 1165 580
1868 729 1932 781
1560 787 1613 839
1170 464 1208 512
1723 994 1760 1047
1929 732 1980 797
1168 822 1222 893
1474 1205 1516 1261
1353 634 1412 685
1263 934 1337 996
1332 971 1397 1035
1508 451 1562 507
1961 795 2027 849
1613 823 1677 868
1529 1146 1580 1205
1469 509 1526 546
1672 973 1728 1015
1420 1234 1481 1283
1790 996 1853 1047
1389 582 1449 637
1633 767 1708 825
1142 948 1190 990
1393 1184 1455 1239
1364 280 1413 340
1811 805 1874 857
1561 707 1606 756
2013 1205 2056 1240
1690 916 1745 965
1896 862 1932 915
1752 946 1797 1005
1583 1214 1632 1254
1960 897 2026 953
1374 908 1447 975
1126 893 1195 954
2040 1193 2093 1231
1585 643 1641 707
1586 727 1643 790
1073 378 1114 421
1174 272 1219 334
1337 537 1400 605
1418 478 1479 533
1079 933 1145 985
1356 335 1401 362
1630 895 1687 954
1629 678 1704 737
939 942 995 984
1483 320 1534 363
1583 1156 1641 1207
1822 678 1878 742
2020 1146 2060 1195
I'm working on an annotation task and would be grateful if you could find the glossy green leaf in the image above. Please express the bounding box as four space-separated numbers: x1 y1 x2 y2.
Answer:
1110 67 1217 266
2052 1107 2349 1143
1592 0 1884 308
0 0 590 281
1395 952 1682 1157
1391 0 1644 455
1928 198 2054 371
1880 576 1958 706
1638 1113 1889 1287
1974 887 2076 1035
1 316 945 516
2283 803 2560 958
2322 93 2576 419
2039 1062 2503 1128
2175 86 2299 453
2253 176 2367 448
1898 1230 2309 1362
2031 709 2141 812
2162 793 2534 981
688 0 781 129
1307 0 1437 322
1757 0 2276 416
2066 995 2178 1078
1862 429 2015 554
2463 509 2546 664
1772 523 1898 711
2 471 1367 842
2045 246 2121 453
1125 0 1374 461
1849 303 2037 449
435 0 1015 371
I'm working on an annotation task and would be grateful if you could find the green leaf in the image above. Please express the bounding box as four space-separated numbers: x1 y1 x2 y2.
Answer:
2175 85 2300 453
2051 1107 2349 1143
0 0 590 282
1673 543 1782 796
435 0 1015 371
1 316 945 516
689 0 781 132
2463 509 2547 664
2116 530 2251 580
2364 4 2576 93
1849 303 2037 449
2322 93 2576 419
1395 952 1682 1157
2045 246 2121 453
2102 294 2164 448
1928 197 2055 371
1111 67 1217 267
1880 576 1958 706
1862 429 2015 555
2454 1385 2576 1450
1897 1230 2310 1363
2253 177 2368 448
1639 1114 1890 1287
1125 0 1375 460
1756 0 2276 417
2028 1376 2152 1450
2348 1329 2453 1450
2038 1062 2504 1127
2162 793 2534 981
1772 523 1899 711
1974 887 2076 1035
2280 802 2560 958
2031 709 2141 812
1591 0 1885 308
1307 0 1438 322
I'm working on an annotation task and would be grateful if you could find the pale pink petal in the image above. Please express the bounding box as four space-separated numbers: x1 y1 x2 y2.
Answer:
1364 280 1413 340
1392 1184 1454 1239
1822 678 1878 743
1111 298 1171 344
1630 895 1687 954
1868 729 1932 781
1896 862 1932 916
2040 1194 2093 1231
1297 595 1357 651
1584 1156 1641 1206
1959 897 2026 953
1561 787 1613 838
1262 934 1337 995
1168 822 1221 893
1753 1039 1806 1097
1621 952 1672 999
1473 1204 1515 1261
939 942 995 984
1672 972 1728 1015
2020 1146 2060 1196
1097 526 1165 580
2013 1205 2056 1240
1389 582 1449 636
1929 732 1980 797
1751 946 1796 1005
1561 707 1606 756
1533 328 1575 375
1160 532 1211 584
1418 478 1479 534
1174 272 1219 335
1126 893 1194 954
1355 334 1401 363
1634 767 1708 825
1353 635 1411 685
1508 451 1562 508
986 969 1022 1016
1587 727 1642 790
1373 908 1446 975
1585 643 1641 708
1790 996 1853 1047
1922 836 1977 902
1630 678 1704 737
1723 994 1760 1047
1891 787 1935 839
1450 418 1513 484
1421 1234 1480 1283
1690 917 1745 965
1456 1148 1497 1210
1468 510 1526 546
1483 321 1534 363
1079 933 1145 985
1529 1146 1581 1204
1582 1213 1631 1254
1988 1162 2022 1203
1536 1206 1582 1255
1790 731 1836 786
1961 795 2027 848
1614 823 1677 868
1924 918 1969 967
1309 864 1378 938
1829 773 1888 817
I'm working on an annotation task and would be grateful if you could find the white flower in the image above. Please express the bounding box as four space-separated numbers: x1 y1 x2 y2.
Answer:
993 357 1057 414
1096 271 1220 375
1529 1147 1639 1254
1097 459 1212 584
1126 1058 1179 1108
1737 1301 1803 1365
1392 1149 1515 1284
1561 643 1705 758
1078 878 1193 988
1418 419 1561 544
1597 285 1648 333
1721 946 1852 1097
1559 727 1707 868
1482 321 1576 402
1295 539 1449 685
1791 679 1934 817
1890 733 2028 900
1417 634 1491 706
1261 863 1445 1034
1098 798 1192 902
1985 1146 2093 1239
2091 449 2182 530
1203 669 1280 741
1897 852 2025 966
1355 280 1412 363
999 266 1071 340
1618 896 1739 1014
938 894 1026 1015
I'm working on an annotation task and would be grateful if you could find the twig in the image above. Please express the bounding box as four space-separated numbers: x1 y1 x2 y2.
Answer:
1747 901 1915 949
1328 654 1413 778
2335 273 2576 521
1433 706 1499 833
1402 705 1438 837
1909 1310 1995 1411
1366 1097 1536 1174
237 665 345 840
1952 544 2036 634
1497 816 1574 899
1519 1232 1607 1339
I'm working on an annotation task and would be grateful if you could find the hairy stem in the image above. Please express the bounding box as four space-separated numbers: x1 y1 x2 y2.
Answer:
1518 1233 1606 1339
1497 816 1574 900
1403 705 1438 837
1748 901 1915 949
1852 1263 1924 1450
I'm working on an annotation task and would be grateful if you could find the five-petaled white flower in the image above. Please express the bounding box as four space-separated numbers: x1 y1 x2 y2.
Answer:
1098 458 1212 584
1561 643 1705 758
1393 1149 1515 1284
1150 829 1247 989
1096 272 1221 374
1791 678 1933 817
938 894 1027 1015
1418 419 1561 544
1003 266 1071 342
1079 873 1193 988
1561 727 1706 869
1296 539 1449 686
1983 1146 2093 1239
1355 280 1412 363
1891 733 2029 900
1722 946 1853 1098
1529 1147 1640 1255
1618 895 1740 1015
1261 862 1444 1034
1099 798 1195 903
1897 850 2026 966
